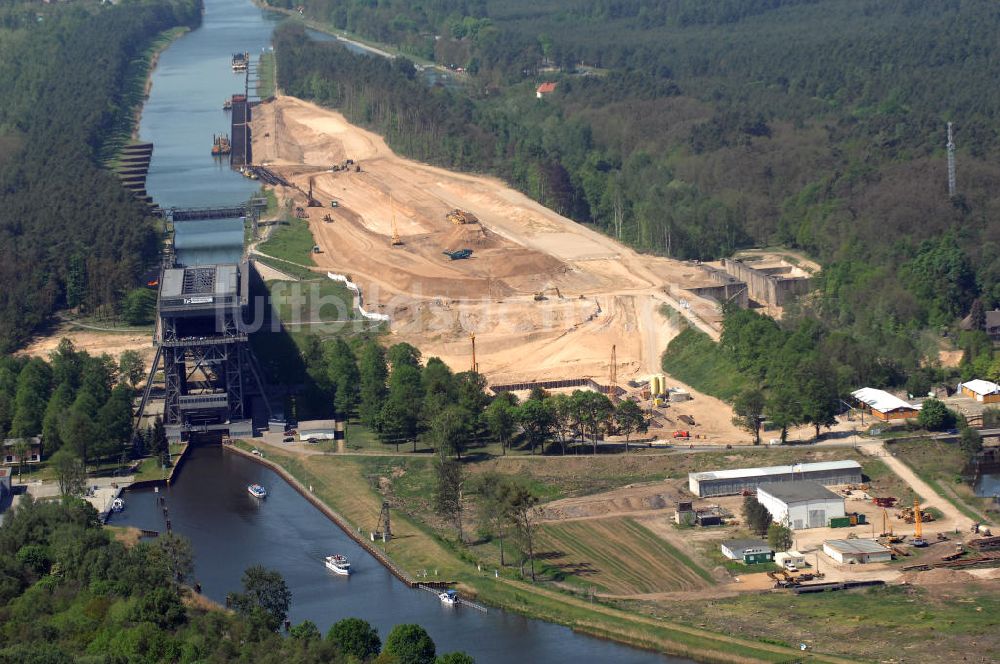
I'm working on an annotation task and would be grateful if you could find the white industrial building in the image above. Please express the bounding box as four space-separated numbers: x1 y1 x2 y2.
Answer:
297 419 343 441
757 480 846 530
688 460 862 497
823 539 891 564
775 551 806 568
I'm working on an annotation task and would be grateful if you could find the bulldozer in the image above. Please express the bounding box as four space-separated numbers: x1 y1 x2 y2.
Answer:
446 208 479 225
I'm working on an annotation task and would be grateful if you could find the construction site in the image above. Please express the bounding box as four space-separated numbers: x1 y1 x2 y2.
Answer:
249 96 752 439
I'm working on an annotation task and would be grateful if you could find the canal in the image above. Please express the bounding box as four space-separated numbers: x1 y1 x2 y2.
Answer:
114 447 684 663
132 0 692 660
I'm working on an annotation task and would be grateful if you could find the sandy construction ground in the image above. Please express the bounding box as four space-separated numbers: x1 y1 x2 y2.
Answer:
21 322 155 366
253 96 741 438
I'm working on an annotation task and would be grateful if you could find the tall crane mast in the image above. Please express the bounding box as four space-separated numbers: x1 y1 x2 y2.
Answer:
947 121 956 198
608 344 618 402
390 194 403 246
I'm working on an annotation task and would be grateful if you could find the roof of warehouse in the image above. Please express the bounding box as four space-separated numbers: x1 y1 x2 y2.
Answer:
961 379 1000 396
851 387 919 413
297 419 338 431
689 460 861 483
824 539 889 555
757 480 843 504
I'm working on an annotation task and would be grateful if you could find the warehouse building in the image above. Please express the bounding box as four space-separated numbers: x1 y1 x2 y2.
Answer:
823 539 891 564
297 419 344 441
688 460 862 497
757 481 846 530
851 387 920 421
720 539 774 564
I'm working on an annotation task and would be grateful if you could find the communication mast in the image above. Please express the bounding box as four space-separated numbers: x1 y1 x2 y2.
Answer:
470 333 478 373
947 121 956 198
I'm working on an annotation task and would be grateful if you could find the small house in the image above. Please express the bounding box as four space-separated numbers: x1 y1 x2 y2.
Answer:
720 539 774 564
823 539 891 564
959 379 1000 404
2 437 42 465
536 82 557 99
851 388 920 421
775 551 806 568
674 501 695 526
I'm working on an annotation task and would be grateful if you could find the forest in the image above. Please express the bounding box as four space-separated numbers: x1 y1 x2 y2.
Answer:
0 498 473 663
272 1 1000 392
0 0 201 353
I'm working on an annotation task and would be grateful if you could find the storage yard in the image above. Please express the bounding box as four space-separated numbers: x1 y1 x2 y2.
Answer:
249 96 750 438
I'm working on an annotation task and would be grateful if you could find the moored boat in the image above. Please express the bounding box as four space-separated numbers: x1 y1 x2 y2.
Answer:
439 589 457 606
247 483 267 498
324 555 351 575
111 497 125 512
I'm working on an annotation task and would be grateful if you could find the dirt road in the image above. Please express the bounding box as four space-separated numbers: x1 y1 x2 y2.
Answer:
251 96 742 438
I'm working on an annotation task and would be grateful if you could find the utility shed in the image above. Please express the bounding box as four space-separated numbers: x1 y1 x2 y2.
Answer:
720 539 774 564
298 419 344 441
688 460 862 497
757 481 846 530
823 539 891 564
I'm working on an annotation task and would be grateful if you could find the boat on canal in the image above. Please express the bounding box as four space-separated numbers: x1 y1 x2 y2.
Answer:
324 554 351 575
111 497 125 512
439 589 458 606
247 483 267 499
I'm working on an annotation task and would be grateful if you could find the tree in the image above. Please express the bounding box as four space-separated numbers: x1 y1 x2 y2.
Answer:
484 395 517 454
226 565 292 632
917 398 956 431
436 653 475 664
50 449 86 497
475 472 515 566
732 388 766 445
968 298 986 331
508 486 540 581
152 532 194 584
614 398 647 452
434 458 466 542
290 620 321 641
12 437 29 481
118 350 146 388
380 363 424 450
549 393 577 455
327 617 381 659
959 426 983 460
572 390 614 454
742 496 771 536
60 407 97 467
765 386 801 444
359 342 389 427
325 338 360 416
516 398 553 455
150 416 169 465
429 404 473 458
95 384 134 462
422 357 456 420
122 288 157 325
10 357 52 438
387 342 422 369
767 523 793 552
384 624 436 664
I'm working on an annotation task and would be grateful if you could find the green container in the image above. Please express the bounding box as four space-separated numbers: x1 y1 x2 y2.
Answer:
830 516 851 528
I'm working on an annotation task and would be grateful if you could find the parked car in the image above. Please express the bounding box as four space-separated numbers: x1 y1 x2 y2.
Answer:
282 436 294 443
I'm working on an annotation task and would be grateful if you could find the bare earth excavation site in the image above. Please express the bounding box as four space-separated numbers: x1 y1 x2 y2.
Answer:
251 96 744 437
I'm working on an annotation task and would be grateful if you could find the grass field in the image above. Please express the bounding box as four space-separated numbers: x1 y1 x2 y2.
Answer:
257 51 276 98
888 438 997 524
645 582 1000 663
661 327 749 401
535 517 714 594
257 216 318 269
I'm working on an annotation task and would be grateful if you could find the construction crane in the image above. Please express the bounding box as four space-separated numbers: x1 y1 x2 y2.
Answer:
880 508 901 543
947 121 956 198
470 333 478 373
911 497 928 547
390 194 403 246
306 176 321 207
608 345 618 402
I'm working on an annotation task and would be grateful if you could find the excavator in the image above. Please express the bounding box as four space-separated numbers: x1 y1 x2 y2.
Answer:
911 497 928 547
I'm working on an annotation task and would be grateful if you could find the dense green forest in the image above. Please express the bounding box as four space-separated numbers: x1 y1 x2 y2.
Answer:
0 498 472 663
272 0 1000 390
0 0 200 352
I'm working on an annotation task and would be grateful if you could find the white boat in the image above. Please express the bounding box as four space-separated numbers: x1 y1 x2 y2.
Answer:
439 589 458 606
324 555 351 575
247 483 267 498
111 497 125 512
